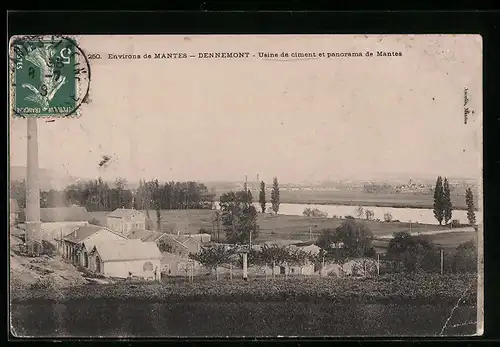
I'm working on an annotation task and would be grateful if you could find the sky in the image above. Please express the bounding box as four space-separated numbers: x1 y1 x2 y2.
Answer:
9 35 483 184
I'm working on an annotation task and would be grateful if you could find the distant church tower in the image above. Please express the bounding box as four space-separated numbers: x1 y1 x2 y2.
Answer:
25 118 42 255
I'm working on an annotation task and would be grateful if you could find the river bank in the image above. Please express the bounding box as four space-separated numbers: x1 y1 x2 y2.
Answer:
11 273 477 305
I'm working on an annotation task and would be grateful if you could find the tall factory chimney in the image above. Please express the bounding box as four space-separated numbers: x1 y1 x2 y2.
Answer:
25 118 42 255
257 173 259 184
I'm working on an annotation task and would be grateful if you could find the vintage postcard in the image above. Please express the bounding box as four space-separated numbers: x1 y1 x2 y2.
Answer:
8 34 483 337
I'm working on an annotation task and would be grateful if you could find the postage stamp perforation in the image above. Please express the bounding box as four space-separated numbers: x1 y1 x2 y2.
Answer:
8 34 91 119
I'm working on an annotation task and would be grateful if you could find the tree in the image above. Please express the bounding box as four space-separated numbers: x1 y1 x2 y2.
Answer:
219 190 259 244
115 177 127 208
465 187 476 225
157 238 173 253
259 244 290 277
303 207 328 218
189 244 235 280
451 240 477 273
287 247 312 275
443 178 453 225
153 179 162 231
355 206 364 219
316 218 375 259
387 231 439 273
10 179 27 210
212 211 221 242
271 177 280 215
365 209 374 221
259 181 266 213
383 212 393 222
433 176 444 225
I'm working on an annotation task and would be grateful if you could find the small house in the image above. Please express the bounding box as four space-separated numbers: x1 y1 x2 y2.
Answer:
185 233 211 244
160 252 203 277
106 208 146 236
162 234 202 257
126 229 167 243
88 239 163 279
57 225 126 267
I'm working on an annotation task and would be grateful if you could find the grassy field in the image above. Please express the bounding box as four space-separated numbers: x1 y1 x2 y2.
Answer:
372 231 477 253
216 189 477 210
88 209 450 241
87 209 476 253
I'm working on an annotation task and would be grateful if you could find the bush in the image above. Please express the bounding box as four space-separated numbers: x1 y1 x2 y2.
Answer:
41 240 57 257
89 218 102 226
387 231 440 273
30 278 55 290
157 238 173 253
383 213 393 222
450 241 477 273
303 208 328 218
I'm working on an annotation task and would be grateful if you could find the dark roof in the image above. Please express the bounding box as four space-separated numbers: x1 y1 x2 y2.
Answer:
10 199 19 213
108 208 144 219
127 229 165 242
63 225 108 243
24 206 90 222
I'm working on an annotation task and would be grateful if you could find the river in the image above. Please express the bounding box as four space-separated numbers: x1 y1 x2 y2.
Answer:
11 300 476 337
214 202 482 226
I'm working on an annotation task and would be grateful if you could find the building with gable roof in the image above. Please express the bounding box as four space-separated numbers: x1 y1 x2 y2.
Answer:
126 229 167 243
89 239 162 279
106 208 146 236
57 224 126 268
162 234 202 257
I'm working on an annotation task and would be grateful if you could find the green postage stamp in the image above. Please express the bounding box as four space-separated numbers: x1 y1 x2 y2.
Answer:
9 35 91 118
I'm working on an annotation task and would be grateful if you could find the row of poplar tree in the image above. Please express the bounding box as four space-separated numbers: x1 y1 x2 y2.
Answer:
433 176 476 225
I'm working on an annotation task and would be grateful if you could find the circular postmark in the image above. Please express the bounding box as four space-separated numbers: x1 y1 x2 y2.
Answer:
9 35 91 118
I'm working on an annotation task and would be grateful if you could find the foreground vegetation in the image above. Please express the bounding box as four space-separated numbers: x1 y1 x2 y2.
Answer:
11 272 477 305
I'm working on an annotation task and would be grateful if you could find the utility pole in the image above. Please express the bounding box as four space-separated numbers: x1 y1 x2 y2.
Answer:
242 252 248 281
25 118 42 256
377 253 380 276
440 249 444 275
245 174 252 250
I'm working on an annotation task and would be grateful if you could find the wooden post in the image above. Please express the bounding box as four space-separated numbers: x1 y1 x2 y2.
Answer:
272 261 275 280
309 225 312 241
440 249 444 275
242 253 248 281
377 253 380 276
192 261 195 282
285 263 288 281
363 260 367 277
265 263 268 281
216 266 219 281
230 262 233 281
